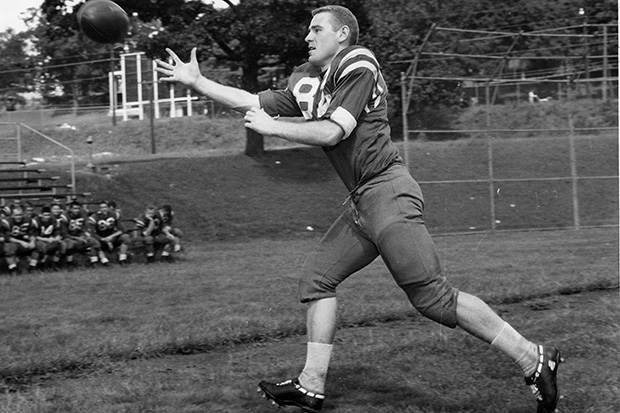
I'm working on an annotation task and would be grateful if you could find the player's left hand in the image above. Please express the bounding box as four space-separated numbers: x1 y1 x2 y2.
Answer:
244 107 277 135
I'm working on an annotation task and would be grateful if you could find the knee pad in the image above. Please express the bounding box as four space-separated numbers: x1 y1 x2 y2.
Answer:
401 278 459 328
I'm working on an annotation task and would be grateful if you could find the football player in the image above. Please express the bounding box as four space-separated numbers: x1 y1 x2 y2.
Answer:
156 6 561 413
88 200 130 265
65 200 99 267
134 205 171 263
33 205 63 271
3 206 38 274
159 204 182 253
50 202 70 269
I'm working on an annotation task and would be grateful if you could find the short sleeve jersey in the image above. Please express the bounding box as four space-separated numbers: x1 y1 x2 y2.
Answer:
34 216 59 238
259 46 402 192
135 212 164 236
67 211 88 237
4 216 36 241
88 211 123 238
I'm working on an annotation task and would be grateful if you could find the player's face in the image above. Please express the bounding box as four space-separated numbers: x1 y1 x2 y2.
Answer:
41 212 52 222
12 208 23 222
305 12 343 71
98 203 108 214
51 205 62 216
70 205 81 215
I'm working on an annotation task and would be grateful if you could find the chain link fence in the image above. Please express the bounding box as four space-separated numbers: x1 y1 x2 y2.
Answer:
400 128 618 233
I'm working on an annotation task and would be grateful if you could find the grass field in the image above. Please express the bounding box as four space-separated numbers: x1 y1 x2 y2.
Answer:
0 105 618 412
0 228 618 412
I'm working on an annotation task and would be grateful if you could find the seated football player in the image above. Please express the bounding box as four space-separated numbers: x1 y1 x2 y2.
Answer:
33 206 63 271
134 205 171 262
88 200 131 265
3 206 38 274
65 200 100 267
159 204 183 253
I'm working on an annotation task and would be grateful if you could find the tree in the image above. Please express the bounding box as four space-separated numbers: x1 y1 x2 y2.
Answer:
137 0 368 157
363 0 618 135
0 30 32 110
31 1 122 109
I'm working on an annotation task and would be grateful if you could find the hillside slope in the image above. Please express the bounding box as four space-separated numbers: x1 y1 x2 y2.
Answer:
36 134 618 243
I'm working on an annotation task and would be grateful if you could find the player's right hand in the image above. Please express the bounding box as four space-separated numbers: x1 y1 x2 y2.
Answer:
155 47 202 88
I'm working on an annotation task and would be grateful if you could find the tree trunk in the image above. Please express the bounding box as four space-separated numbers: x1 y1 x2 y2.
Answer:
241 48 265 157
245 128 265 157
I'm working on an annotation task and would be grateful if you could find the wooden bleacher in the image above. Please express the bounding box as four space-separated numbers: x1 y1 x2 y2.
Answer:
0 161 91 207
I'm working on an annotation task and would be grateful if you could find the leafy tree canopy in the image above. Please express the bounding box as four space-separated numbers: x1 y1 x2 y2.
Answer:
1 0 616 122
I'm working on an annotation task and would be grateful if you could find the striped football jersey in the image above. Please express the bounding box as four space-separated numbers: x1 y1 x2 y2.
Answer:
259 46 402 191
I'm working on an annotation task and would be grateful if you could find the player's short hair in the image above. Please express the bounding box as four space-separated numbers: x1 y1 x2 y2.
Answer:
312 5 359 46
41 206 52 214
70 200 81 208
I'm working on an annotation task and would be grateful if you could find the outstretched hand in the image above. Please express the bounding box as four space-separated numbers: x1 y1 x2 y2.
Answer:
155 47 202 88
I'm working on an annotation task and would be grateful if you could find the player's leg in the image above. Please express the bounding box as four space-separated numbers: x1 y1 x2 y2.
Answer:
117 234 130 264
24 242 38 272
171 228 183 252
34 240 47 268
64 238 79 268
4 241 19 274
157 234 173 262
370 171 561 412
98 238 111 265
259 210 379 411
47 240 62 271
455 292 561 412
142 235 155 262
86 236 100 266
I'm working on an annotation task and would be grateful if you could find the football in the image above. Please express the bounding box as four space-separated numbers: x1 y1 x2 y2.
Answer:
77 0 130 44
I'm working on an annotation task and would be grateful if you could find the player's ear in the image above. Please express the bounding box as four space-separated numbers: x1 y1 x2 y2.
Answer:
338 25 350 44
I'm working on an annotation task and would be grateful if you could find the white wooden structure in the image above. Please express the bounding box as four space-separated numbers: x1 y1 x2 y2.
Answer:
109 52 199 121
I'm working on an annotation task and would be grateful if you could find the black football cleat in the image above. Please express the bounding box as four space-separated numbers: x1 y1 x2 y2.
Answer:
525 345 562 413
258 378 324 413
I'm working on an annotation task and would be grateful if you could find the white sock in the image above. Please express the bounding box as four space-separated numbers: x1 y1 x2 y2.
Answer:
299 342 333 394
491 322 537 377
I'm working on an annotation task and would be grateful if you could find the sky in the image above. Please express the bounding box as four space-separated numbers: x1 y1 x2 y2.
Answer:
0 0 234 33
0 0 47 33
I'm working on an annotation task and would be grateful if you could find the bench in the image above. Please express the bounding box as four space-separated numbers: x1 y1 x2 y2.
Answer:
0 184 72 192
0 161 27 167
0 168 45 174
0 176 60 184
0 191 92 204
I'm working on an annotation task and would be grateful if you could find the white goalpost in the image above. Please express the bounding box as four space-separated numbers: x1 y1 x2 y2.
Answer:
109 52 199 121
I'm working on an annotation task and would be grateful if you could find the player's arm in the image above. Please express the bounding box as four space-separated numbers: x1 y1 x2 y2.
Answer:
155 47 259 113
107 230 123 241
244 109 344 147
87 216 102 241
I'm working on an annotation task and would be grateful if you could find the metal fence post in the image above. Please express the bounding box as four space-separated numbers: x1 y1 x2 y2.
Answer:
568 115 581 229
487 134 496 229
400 72 409 170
